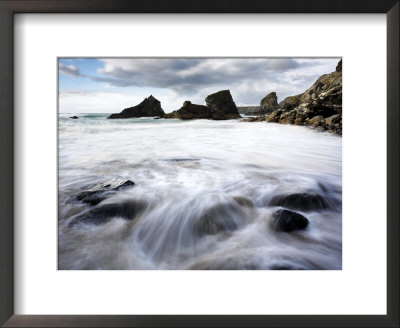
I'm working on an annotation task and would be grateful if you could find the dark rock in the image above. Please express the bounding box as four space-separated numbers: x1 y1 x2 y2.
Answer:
279 94 302 110
293 116 305 125
270 264 306 270
270 264 304 270
241 116 266 122
307 88 342 117
264 60 342 135
300 69 342 116
163 158 200 162
233 196 254 208
108 95 165 119
266 109 282 123
69 200 147 226
205 90 241 120
164 91 241 120
336 59 342 72
309 115 324 127
163 110 180 119
70 116 79 119
174 101 212 119
272 209 309 232
76 179 135 205
260 92 279 112
194 202 245 236
237 92 278 116
324 114 341 126
278 109 297 124
270 193 329 211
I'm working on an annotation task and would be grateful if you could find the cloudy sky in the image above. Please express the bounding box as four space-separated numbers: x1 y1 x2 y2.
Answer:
58 58 340 113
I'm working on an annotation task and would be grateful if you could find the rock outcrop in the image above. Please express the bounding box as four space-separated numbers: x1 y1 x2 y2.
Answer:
205 90 241 120
238 91 279 116
164 91 240 120
336 59 342 72
194 202 245 236
164 101 211 119
76 178 135 205
278 94 302 110
108 95 165 119
260 92 279 112
69 200 147 226
269 193 329 212
244 59 342 135
272 209 309 232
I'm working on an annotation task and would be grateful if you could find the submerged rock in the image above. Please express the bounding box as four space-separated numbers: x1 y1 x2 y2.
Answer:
233 196 254 208
270 264 306 270
205 90 241 120
270 193 329 211
69 200 147 226
76 179 135 205
194 202 245 236
241 116 266 122
108 95 165 119
272 209 309 232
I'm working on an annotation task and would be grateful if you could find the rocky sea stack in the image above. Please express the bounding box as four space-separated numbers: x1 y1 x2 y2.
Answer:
239 92 279 116
164 101 211 119
205 90 241 120
243 59 342 135
164 90 241 120
108 95 165 119
260 92 280 113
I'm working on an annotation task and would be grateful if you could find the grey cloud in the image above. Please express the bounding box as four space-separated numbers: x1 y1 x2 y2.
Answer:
95 58 304 90
59 62 85 77
89 58 339 105
89 76 136 87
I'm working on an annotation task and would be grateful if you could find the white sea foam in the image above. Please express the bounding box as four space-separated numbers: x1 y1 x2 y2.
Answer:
58 114 342 270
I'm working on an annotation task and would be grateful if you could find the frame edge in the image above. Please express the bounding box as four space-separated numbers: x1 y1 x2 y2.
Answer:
0 0 14 327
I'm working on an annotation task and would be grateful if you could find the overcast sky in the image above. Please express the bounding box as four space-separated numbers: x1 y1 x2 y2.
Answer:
58 58 340 113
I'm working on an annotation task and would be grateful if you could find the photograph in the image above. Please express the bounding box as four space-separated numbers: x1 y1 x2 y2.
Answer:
58 57 342 270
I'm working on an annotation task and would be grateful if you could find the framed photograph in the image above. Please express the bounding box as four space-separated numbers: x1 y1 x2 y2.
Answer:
0 0 398 327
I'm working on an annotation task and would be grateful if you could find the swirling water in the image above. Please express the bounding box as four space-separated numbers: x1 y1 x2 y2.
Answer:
58 113 342 270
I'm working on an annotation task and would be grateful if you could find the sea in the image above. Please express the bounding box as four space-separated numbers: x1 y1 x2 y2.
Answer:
58 113 342 270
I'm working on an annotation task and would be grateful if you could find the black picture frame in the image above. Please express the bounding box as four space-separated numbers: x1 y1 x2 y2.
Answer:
0 0 398 327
